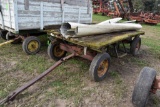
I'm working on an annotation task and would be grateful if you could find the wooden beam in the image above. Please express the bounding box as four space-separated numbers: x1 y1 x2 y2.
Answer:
24 0 29 10
87 0 90 14
61 0 64 10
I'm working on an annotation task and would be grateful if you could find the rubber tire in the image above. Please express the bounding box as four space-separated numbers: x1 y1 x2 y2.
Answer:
131 36 141 56
132 67 157 107
47 42 67 61
0 30 7 40
89 53 111 82
22 36 41 55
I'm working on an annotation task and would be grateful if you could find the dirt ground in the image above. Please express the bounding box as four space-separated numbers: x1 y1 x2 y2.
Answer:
0 23 160 106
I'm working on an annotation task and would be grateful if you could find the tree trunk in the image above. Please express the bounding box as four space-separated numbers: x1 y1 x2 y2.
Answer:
128 0 134 13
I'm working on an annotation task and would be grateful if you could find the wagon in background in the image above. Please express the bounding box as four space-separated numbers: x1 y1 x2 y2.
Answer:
0 0 92 54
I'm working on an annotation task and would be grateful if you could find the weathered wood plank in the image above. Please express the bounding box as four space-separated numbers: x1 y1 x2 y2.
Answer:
0 0 92 32
24 0 29 10
17 0 88 6
18 15 91 23
0 22 15 29
17 4 91 13
18 19 92 30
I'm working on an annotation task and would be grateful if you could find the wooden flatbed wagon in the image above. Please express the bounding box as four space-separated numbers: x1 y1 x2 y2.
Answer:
0 30 145 105
0 0 92 54
47 30 145 81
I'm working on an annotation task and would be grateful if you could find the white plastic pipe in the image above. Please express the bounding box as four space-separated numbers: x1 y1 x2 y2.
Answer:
98 17 122 25
74 23 142 37
60 18 142 38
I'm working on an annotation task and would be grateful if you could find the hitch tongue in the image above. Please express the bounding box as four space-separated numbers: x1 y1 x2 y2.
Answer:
0 92 16 105
0 40 14 47
0 53 75 105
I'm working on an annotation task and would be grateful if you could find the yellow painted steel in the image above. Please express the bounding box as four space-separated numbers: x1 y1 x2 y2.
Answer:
0 40 14 47
98 59 109 77
53 45 65 57
45 30 60 35
27 40 39 52
48 30 145 52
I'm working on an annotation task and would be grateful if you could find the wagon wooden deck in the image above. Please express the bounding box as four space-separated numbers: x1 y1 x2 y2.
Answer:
48 30 145 52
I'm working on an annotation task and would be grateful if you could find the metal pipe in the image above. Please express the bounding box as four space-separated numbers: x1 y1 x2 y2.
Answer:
113 1 120 17
0 40 14 47
60 18 142 38
60 18 123 36
97 17 122 25
0 53 75 105
60 43 95 61
122 20 136 23
151 76 160 94
75 23 142 37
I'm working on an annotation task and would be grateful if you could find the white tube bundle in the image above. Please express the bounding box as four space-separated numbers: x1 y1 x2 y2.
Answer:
60 18 142 38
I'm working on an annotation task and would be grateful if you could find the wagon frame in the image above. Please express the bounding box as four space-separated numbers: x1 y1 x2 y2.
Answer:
0 30 145 105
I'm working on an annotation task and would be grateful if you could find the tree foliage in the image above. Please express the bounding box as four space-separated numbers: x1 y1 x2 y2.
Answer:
132 0 160 13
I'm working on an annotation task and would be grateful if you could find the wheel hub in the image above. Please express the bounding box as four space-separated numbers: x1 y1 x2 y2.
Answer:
53 45 65 57
98 60 109 77
28 40 39 52
135 42 140 53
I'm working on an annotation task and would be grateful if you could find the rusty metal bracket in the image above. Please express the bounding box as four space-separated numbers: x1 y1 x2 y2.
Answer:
0 53 76 105
151 76 160 94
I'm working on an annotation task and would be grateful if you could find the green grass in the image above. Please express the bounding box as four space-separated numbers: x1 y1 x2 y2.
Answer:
93 14 111 23
143 38 160 55
141 23 160 58
129 57 149 67
110 71 127 100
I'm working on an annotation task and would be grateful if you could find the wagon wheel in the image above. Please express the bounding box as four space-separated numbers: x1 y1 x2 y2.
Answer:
89 53 111 82
22 36 41 55
0 30 8 40
5 32 21 44
132 67 157 107
131 36 141 56
47 42 67 61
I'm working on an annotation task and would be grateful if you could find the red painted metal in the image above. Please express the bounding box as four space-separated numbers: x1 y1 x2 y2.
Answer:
101 3 110 15
93 0 103 14
151 76 160 94
144 19 159 25
60 43 95 61
92 0 110 15
130 12 160 25
107 1 120 18
92 0 160 24
106 0 129 18
92 0 130 18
